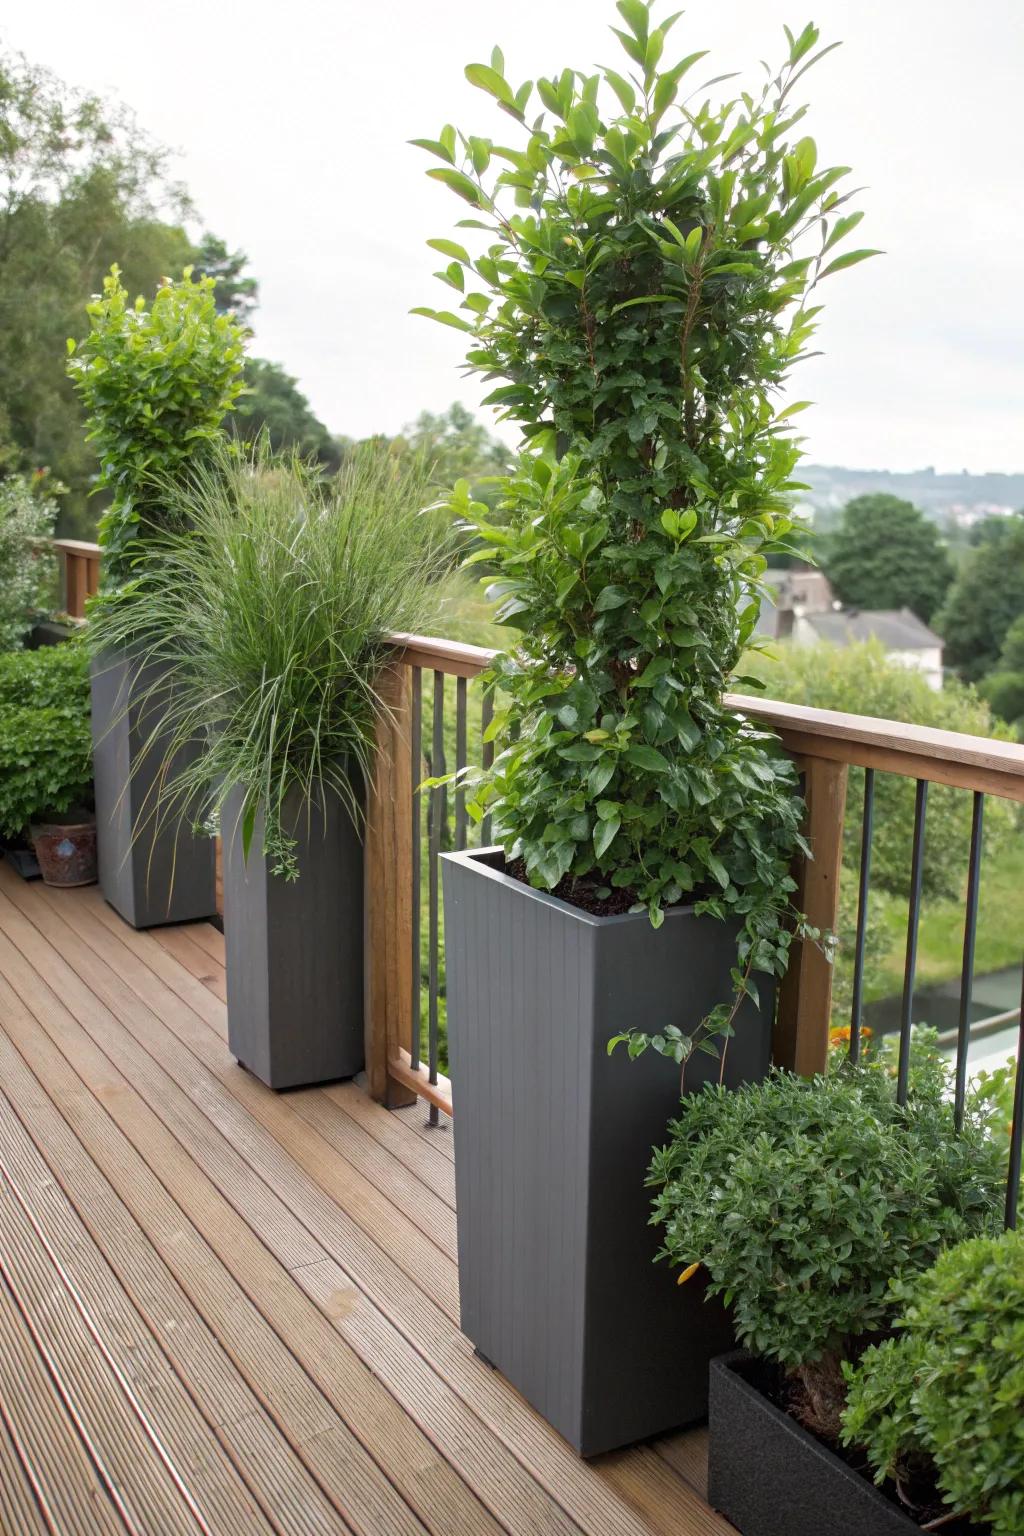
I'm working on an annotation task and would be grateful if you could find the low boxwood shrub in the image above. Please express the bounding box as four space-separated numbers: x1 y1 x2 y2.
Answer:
842 1230 1024 1535
0 473 60 650
648 1061 1005 1440
0 644 92 837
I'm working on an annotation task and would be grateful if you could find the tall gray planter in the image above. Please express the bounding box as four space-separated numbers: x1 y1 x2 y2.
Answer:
222 784 364 1090
90 651 217 929
441 847 774 1458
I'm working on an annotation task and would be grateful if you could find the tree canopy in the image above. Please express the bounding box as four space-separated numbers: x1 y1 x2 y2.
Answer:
822 493 953 625
937 513 1024 683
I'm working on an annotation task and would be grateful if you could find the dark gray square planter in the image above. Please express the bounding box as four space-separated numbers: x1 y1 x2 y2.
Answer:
708 1353 922 1536
90 651 217 928
222 785 365 1090
441 847 774 1458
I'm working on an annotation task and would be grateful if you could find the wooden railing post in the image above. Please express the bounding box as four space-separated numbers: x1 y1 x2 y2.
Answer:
773 755 848 1076
364 659 417 1107
52 539 102 619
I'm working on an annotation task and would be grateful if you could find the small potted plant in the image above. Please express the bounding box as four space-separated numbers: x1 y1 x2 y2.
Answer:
0 645 96 886
416 0 874 1453
646 1056 1006 1536
842 1229 1023 1536
89 440 444 1089
67 264 246 927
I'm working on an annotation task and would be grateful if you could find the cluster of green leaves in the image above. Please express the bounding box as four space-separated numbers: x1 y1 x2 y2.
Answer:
842 1230 1024 1536
416 3 876 1054
938 512 1024 684
648 1063 1005 1371
821 493 954 625
0 643 92 837
84 440 446 877
981 611 1024 734
67 266 247 586
0 473 60 649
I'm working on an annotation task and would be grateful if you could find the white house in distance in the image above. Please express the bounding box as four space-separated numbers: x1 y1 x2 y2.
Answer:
758 568 945 689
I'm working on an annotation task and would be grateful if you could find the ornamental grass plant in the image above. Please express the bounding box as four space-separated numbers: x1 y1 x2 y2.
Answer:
415 0 876 1060
85 440 447 876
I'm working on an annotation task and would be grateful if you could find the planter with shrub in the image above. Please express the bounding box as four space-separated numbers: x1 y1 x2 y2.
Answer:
88 441 444 1089
841 1229 1023 1536
418 1 872 1452
68 265 246 927
0 645 96 886
644 1057 1005 1534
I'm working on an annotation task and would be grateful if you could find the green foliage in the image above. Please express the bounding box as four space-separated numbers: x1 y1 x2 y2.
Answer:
191 232 260 325
0 644 92 836
0 47 198 534
233 358 341 471
649 1063 1005 1370
394 402 512 503
67 266 247 587
0 473 60 649
937 512 1024 683
822 494 953 625
981 612 1024 733
84 441 446 877
417 5 875 1054
737 639 1017 903
842 1231 1024 1535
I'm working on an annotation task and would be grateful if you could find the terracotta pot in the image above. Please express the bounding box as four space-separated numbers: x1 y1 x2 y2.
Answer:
30 817 98 888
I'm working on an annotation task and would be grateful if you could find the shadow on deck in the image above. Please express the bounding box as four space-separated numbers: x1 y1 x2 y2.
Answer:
0 861 729 1536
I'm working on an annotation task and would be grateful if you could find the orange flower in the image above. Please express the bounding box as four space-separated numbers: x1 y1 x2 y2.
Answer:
677 1261 701 1286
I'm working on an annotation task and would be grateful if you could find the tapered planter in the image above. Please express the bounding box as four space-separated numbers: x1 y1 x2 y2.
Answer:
222 784 364 1090
708 1353 925 1536
91 651 216 928
441 847 774 1457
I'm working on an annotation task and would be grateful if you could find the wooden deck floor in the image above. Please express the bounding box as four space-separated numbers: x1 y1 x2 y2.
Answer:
0 859 731 1536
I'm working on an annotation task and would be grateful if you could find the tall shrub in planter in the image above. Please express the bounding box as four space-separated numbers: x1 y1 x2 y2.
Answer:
68 267 246 926
420 1 875 1453
88 441 445 1088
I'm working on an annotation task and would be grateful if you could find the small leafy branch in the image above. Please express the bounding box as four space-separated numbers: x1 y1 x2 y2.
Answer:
415 3 874 1063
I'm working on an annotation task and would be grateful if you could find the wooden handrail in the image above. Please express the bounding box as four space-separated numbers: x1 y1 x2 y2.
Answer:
50 538 101 619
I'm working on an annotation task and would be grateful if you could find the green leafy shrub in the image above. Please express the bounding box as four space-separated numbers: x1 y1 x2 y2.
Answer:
648 1063 1005 1438
67 265 246 587
84 440 445 876
0 473 60 649
842 1230 1024 1535
416 3 875 1055
822 494 953 625
0 644 92 836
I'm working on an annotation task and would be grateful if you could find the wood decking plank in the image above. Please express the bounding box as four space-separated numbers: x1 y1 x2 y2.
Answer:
653 1431 710 1501
0 1053 351 1536
0 886 582 1536
0 959 426 1536
152 923 228 1001
323 1080 457 1208
0 1277 125 1536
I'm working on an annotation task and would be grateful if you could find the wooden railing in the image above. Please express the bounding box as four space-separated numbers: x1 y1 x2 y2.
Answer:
52 539 101 619
44 541 1024 1220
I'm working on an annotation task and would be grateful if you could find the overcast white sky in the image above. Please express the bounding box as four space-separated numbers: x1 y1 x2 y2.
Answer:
7 0 1023 472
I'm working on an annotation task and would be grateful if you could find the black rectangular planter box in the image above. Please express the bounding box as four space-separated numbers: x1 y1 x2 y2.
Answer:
91 651 217 929
222 785 364 1090
709 1353 920 1536
441 847 774 1458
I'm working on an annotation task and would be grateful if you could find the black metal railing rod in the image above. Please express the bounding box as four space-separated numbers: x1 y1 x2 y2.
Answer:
954 792 985 1133
481 687 494 847
849 768 875 1065
410 667 423 1073
896 779 928 1106
1004 964 1024 1230
427 670 446 1125
455 676 468 852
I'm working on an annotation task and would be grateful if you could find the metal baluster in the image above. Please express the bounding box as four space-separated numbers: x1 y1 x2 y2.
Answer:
1004 966 1024 1230
428 672 446 1125
410 668 422 1073
849 769 875 1065
481 686 494 847
455 676 468 851
954 793 985 1132
897 779 928 1106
